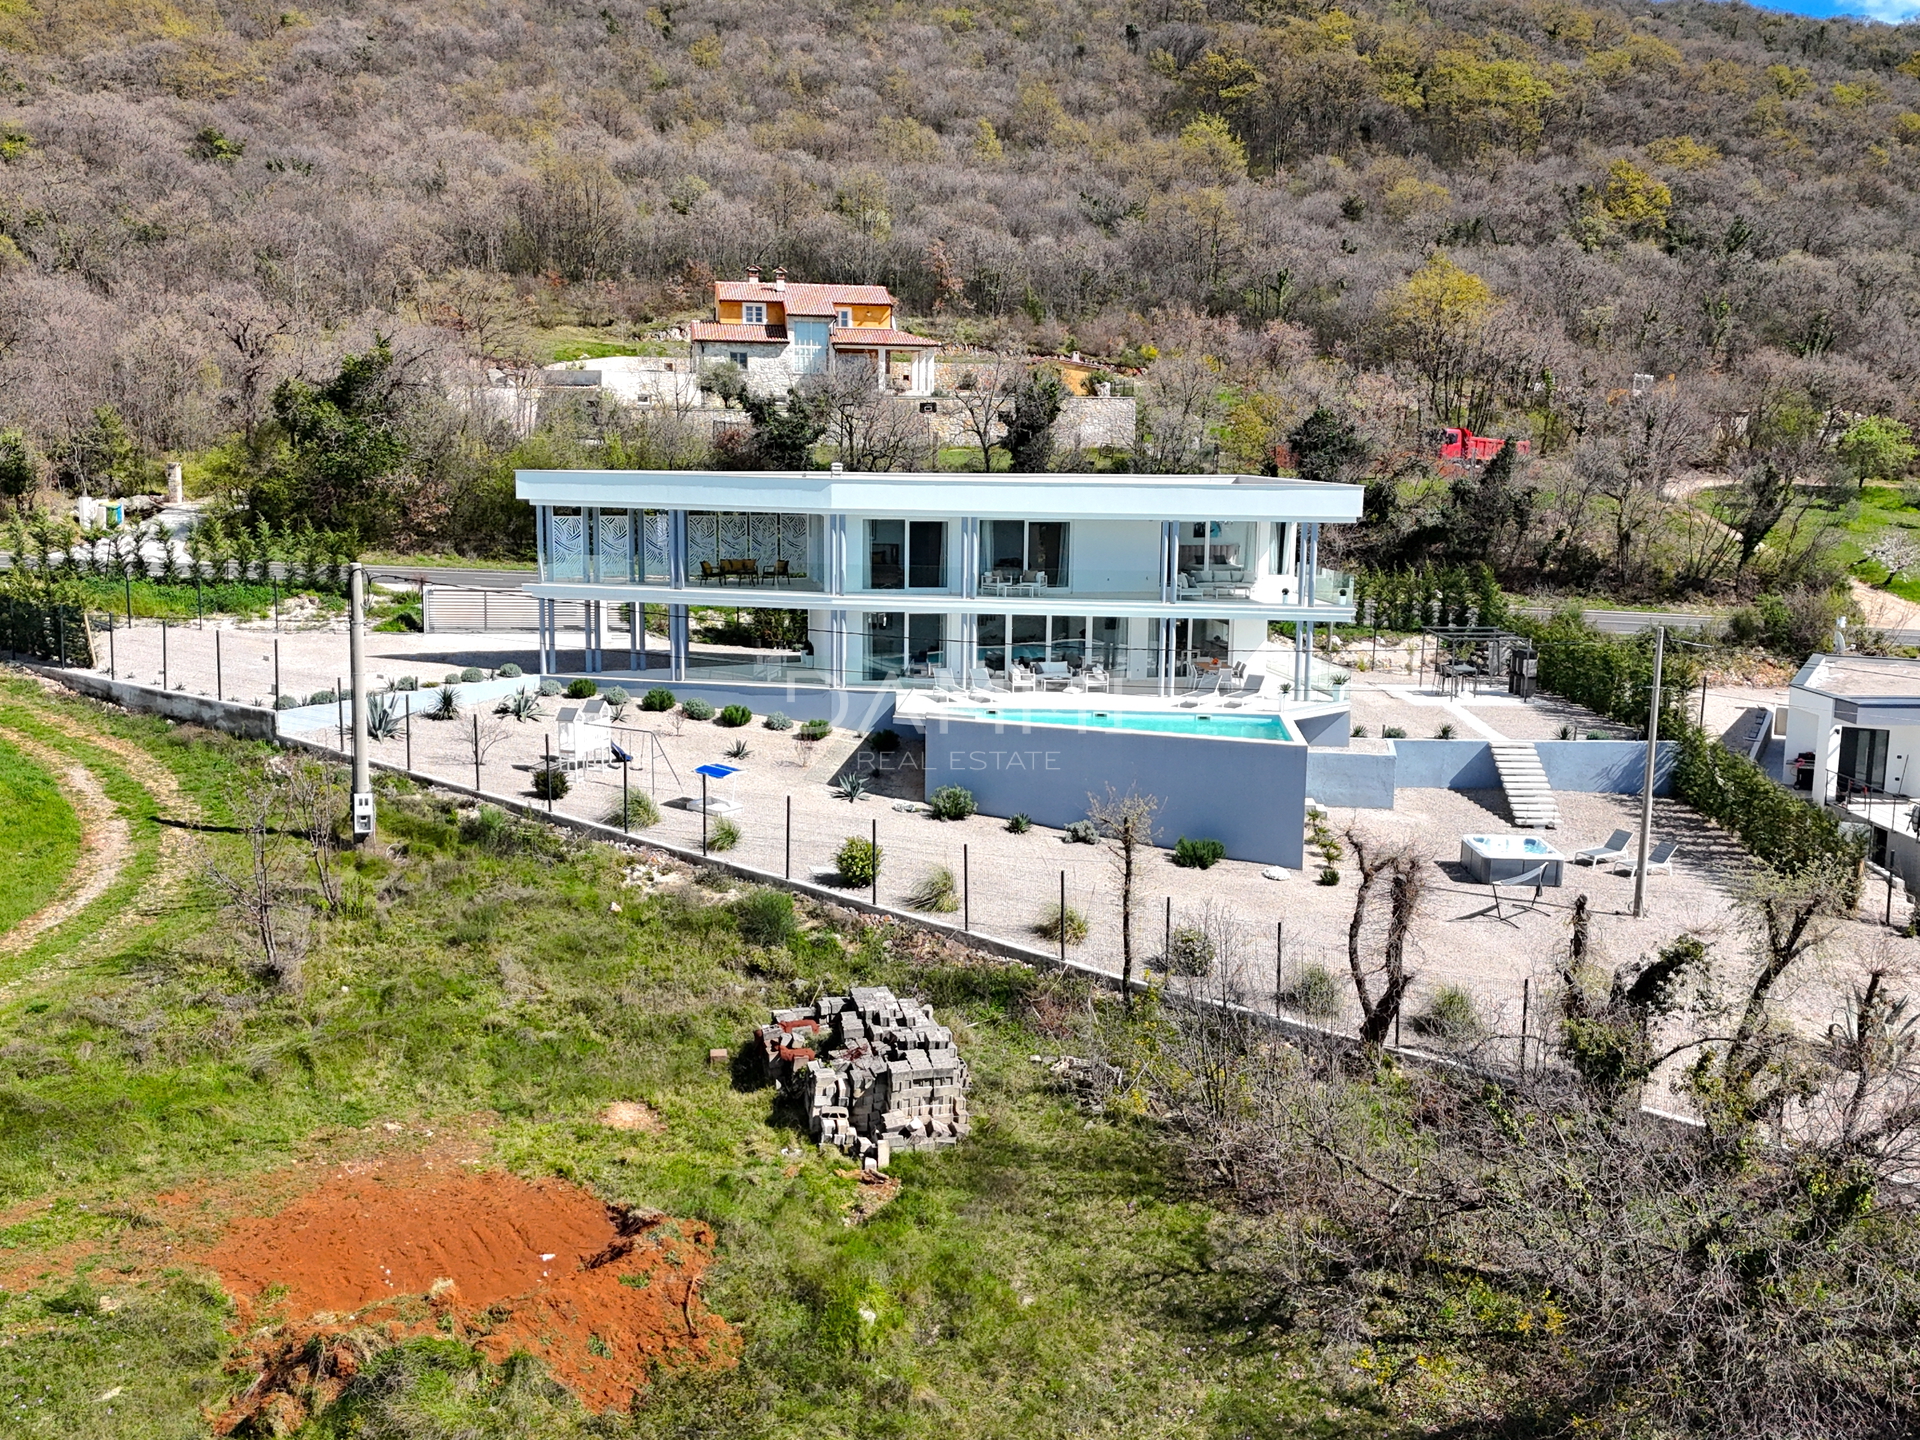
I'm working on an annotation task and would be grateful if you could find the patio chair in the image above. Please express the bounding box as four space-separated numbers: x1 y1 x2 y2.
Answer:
968 667 1008 694
1009 666 1037 692
1459 862 1550 928
1022 570 1050 596
1077 665 1110 692
1617 840 1679 877
1574 829 1633 866
926 667 960 701
697 560 720 585
763 559 791 586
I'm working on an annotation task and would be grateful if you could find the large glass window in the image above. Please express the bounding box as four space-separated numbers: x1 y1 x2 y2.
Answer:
868 519 904 589
977 615 1006 675
984 520 1069 586
866 611 905 680
1051 614 1086 663
1009 614 1047 667
866 519 946 589
908 522 947 588
1092 615 1125 670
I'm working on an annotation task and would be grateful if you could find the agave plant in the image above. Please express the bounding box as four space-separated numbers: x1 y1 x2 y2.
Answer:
366 692 401 741
495 688 541 722
431 685 462 720
830 773 871 803
725 738 751 759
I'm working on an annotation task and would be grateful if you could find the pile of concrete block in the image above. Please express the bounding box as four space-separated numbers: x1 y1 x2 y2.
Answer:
755 986 971 1170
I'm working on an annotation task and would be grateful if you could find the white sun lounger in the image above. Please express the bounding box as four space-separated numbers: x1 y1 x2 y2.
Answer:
1574 829 1633 865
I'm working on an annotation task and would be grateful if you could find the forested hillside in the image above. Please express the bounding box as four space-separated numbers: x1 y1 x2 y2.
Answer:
3 0 1920 591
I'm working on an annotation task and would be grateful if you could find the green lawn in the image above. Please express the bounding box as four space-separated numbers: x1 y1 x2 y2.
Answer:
0 734 80 937
0 684 1394 1439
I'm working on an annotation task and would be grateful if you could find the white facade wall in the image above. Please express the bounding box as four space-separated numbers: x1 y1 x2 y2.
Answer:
1064 520 1158 596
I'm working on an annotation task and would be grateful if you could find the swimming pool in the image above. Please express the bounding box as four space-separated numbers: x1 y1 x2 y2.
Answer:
939 706 1294 742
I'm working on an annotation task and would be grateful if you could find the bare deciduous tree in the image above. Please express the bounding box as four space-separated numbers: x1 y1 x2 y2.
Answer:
206 776 304 992
1343 829 1426 1046
1088 786 1159 1008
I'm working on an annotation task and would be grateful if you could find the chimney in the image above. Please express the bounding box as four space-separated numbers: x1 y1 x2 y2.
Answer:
744 264 761 283
773 267 787 292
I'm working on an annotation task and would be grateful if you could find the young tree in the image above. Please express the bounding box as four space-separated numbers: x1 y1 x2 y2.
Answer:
739 389 827 470
949 354 1022 472
206 776 303 991
1087 786 1160 1008
1838 415 1916 490
1004 368 1066 472
0 428 37 510
271 337 412 533
1285 406 1370 483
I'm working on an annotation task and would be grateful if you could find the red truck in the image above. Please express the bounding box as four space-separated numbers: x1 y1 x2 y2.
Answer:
1438 427 1530 464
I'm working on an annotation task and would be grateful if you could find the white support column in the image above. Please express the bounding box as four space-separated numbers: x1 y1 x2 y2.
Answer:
878 347 890 392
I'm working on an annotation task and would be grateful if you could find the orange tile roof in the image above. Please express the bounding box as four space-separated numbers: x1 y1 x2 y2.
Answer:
830 326 937 348
690 322 788 343
715 280 894 315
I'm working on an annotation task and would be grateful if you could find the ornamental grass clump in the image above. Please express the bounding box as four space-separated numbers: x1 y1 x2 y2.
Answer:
1281 963 1341 1018
903 865 959 913
1411 985 1486 1042
602 791 660 829
1163 924 1214 975
709 816 741 851
1035 903 1088 946
733 888 796 946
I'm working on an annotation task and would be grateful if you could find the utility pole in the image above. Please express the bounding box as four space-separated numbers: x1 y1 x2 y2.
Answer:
1633 626 1664 919
348 563 373 843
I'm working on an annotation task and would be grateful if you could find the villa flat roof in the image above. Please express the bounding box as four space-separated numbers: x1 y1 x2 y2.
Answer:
515 470 1364 522
1793 654 1920 700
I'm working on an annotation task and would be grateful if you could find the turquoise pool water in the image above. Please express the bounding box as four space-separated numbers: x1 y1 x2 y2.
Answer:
941 706 1294 742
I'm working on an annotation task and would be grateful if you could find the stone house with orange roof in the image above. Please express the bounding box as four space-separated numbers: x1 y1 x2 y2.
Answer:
689 267 938 397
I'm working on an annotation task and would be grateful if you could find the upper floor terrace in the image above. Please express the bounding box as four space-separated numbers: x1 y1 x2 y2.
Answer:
518 469 1363 618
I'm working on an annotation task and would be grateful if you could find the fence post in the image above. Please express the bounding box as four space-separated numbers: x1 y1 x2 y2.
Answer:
473 715 481 794
1275 919 1283 1016
107 613 114 680
215 628 222 700
273 638 280 703
1519 976 1531 1079
701 770 709 853
962 843 969 933
871 817 878 907
546 735 555 816
161 619 168 686
1060 870 1067 969
125 574 132 627
405 702 412 772
621 757 630 834
56 607 65 668
784 794 791 878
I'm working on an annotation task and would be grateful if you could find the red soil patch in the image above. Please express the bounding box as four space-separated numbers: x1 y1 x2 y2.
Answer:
200 1160 735 1432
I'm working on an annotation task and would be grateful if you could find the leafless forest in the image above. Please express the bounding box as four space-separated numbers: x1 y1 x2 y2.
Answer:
3 0 1920 573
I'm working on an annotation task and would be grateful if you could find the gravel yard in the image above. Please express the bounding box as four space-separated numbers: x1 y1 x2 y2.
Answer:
80 622 1899 1100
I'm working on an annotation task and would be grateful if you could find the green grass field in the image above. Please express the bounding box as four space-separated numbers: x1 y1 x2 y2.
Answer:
0 679 1394 1439
0 735 81 937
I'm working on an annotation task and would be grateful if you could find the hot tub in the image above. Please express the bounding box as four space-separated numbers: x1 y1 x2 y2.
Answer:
1459 834 1564 887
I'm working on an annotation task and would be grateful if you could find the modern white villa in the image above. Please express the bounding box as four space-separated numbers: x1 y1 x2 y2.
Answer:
512 467 1361 864
515 468 1361 702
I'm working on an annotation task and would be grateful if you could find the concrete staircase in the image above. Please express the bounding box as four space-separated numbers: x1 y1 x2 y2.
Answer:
1490 741 1560 828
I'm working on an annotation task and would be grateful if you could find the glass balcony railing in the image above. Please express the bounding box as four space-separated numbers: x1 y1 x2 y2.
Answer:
1313 568 1354 606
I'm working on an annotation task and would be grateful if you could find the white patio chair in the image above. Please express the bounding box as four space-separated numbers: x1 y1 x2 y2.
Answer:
1177 673 1224 708
1220 671 1278 709
1009 666 1037 692
969 667 1008 694
1078 666 1110 692
1617 840 1679 877
1574 829 1633 866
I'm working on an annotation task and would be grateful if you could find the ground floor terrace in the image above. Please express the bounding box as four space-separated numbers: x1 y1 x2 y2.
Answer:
523 595 1357 701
